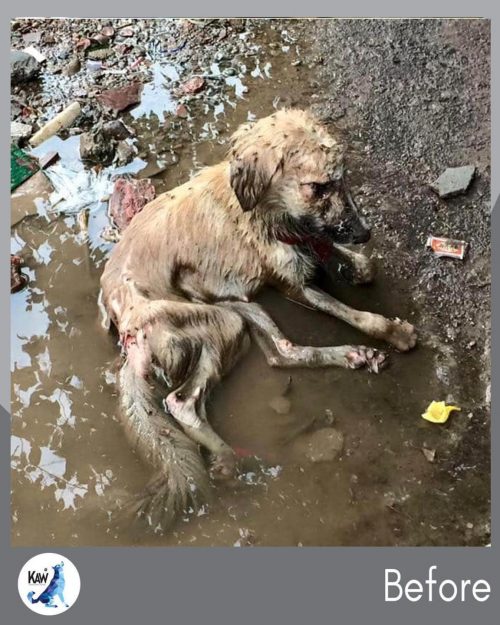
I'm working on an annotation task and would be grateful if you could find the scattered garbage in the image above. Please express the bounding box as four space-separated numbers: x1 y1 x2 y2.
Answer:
11 255 28 293
233 527 257 547
421 401 461 424
29 102 81 147
10 121 32 145
426 236 467 260
23 45 46 63
10 144 38 191
109 178 156 232
422 447 436 463
430 165 476 198
38 150 59 170
45 162 114 214
96 82 143 112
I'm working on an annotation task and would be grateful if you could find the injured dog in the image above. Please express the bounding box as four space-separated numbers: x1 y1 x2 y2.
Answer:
99 109 417 529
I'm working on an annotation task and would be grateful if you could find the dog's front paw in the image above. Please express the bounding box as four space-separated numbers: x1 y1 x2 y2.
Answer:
350 255 376 285
210 451 237 482
345 346 388 373
385 318 417 352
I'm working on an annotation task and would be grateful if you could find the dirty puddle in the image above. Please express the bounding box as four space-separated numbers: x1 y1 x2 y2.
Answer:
11 21 481 546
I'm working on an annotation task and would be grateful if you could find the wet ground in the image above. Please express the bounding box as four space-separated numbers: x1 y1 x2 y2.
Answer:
11 18 490 546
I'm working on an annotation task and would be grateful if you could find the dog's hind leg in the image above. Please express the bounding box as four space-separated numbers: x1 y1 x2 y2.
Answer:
149 307 249 477
165 370 237 479
225 301 388 373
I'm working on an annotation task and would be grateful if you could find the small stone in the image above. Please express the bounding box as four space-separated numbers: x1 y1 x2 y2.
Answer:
430 165 476 198
97 82 142 112
118 26 135 37
179 76 205 95
11 50 39 84
87 48 114 60
79 128 116 165
269 396 291 415
291 428 344 463
175 104 188 118
102 119 133 140
115 141 136 166
324 408 335 425
62 56 81 77
11 121 32 144
422 447 436 463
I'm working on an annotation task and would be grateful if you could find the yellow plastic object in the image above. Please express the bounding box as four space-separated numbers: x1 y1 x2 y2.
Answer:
422 401 460 424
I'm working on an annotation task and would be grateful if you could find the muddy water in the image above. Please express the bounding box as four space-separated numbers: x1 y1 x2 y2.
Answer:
11 22 465 546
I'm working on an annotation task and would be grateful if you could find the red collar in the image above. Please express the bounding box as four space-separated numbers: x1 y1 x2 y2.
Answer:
276 232 334 263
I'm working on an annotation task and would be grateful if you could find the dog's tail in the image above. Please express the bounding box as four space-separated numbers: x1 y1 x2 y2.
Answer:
27 592 38 604
118 359 210 530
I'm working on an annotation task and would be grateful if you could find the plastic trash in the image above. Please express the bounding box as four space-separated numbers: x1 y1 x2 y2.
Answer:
422 401 461 424
29 102 81 147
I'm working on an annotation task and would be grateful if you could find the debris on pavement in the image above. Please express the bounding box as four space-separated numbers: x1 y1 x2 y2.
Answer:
178 76 206 95
29 101 81 147
430 165 476 198
115 140 136 166
80 126 117 165
96 82 143 112
10 144 38 191
421 401 461 424
175 103 189 118
38 150 59 170
102 119 133 141
426 236 467 260
11 49 39 83
422 447 436 463
23 45 46 63
11 255 28 293
108 177 156 232
233 527 257 547
62 56 81 77
10 121 32 145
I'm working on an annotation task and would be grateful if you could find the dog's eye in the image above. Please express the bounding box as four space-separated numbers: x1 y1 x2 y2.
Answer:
312 182 330 198
302 181 336 198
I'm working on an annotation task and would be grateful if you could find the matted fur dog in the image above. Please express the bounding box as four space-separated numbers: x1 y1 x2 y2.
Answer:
99 109 417 528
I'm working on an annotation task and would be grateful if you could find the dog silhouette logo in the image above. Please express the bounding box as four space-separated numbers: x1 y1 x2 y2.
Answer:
18 553 81 615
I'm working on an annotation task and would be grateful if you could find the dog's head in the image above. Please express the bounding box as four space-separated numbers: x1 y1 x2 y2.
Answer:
229 109 370 244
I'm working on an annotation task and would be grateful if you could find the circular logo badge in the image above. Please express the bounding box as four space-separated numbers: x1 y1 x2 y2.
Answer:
18 553 81 615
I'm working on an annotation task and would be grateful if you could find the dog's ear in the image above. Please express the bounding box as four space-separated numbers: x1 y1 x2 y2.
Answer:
229 156 277 211
229 123 284 211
